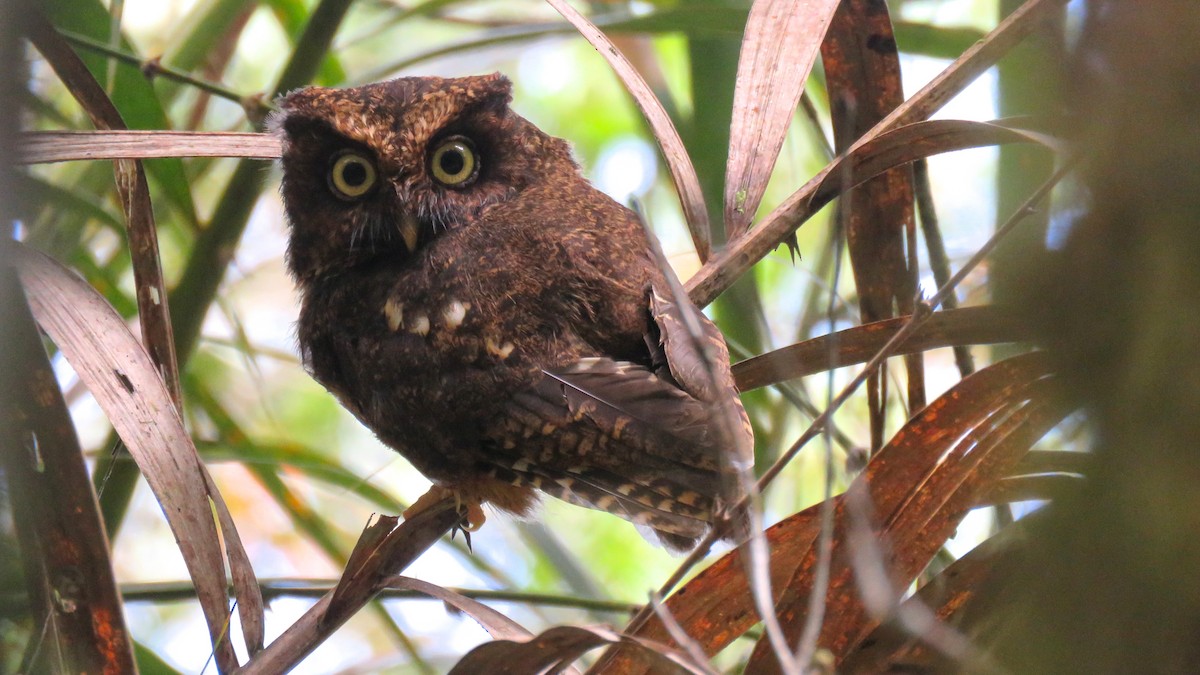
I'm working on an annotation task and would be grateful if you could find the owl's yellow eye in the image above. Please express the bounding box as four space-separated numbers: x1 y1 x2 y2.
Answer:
329 152 378 199
430 136 478 187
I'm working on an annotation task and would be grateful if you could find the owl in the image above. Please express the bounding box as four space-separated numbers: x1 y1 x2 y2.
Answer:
274 73 752 550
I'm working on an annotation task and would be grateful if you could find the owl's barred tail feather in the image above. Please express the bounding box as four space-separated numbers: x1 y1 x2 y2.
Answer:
483 461 713 551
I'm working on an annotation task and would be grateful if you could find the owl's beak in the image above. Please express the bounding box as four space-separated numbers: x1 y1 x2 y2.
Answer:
400 212 420 253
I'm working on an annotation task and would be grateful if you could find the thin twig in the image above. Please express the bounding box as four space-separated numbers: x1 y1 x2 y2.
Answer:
112 581 643 614
57 29 271 118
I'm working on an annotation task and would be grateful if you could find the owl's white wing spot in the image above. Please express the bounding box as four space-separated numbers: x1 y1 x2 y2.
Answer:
486 336 515 360
409 312 430 336
384 298 405 332
442 300 470 330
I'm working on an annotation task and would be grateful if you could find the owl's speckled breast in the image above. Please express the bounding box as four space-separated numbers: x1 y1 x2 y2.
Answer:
296 224 585 482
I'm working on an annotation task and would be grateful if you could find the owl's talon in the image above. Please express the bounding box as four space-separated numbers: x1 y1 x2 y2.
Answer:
403 485 486 533
462 503 487 532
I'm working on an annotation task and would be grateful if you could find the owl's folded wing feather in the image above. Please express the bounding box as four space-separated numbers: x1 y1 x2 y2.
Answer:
482 357 725 549
647 279 755 494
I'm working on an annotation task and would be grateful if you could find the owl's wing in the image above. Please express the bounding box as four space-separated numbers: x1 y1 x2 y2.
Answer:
481 288 752 551
483 357 720 549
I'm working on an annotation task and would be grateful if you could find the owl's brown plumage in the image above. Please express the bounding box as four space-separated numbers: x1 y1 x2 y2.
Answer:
275 73 752 550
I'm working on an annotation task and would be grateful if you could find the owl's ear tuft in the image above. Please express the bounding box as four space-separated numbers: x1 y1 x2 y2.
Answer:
267 87 328 141
272 86 322 118
469 72 513 111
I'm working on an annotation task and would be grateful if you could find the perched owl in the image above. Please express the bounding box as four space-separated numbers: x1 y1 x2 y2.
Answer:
274 73 752 550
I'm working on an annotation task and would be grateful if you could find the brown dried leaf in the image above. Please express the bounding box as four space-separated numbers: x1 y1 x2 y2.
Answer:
238 502 473 674
732 306 1032 391
603 353 1064 674
822 0 920 449
452 624 716 675
592 504 823 674
385 576 532 642
325 514 402 628
12 242 249 669
546 0 711 261
28 20 182 411
839 515 1039 674
17 130 283 163
724 0 841 238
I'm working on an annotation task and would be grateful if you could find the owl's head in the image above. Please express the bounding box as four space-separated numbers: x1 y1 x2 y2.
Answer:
273 73 575 285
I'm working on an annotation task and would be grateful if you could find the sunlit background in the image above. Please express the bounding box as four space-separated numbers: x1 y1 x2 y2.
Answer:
14 0 1082 671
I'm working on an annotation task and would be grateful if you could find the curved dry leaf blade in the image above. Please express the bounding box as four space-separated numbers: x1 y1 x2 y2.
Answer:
733 306 1031 391
724 0 841 238
453 624 715 675
204 468 266 654
545 0 711 262
688 118 1060 307
385 576 532 641
871 388 1067 591
28 20 183 412
743 354 1065 671
326 514 403 627
12 243 247 669
18 130 283 163
0 270 136 673
595 506 824 674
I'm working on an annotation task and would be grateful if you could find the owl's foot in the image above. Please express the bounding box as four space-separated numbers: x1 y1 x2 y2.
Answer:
403 485 487 532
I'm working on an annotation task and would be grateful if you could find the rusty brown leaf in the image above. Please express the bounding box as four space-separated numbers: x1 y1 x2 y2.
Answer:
822 0 921 451
0 268 136 674
839 512 1042 674
732 306 1032 392
602 353 1065 674
453 624 717 675
592 504 823 674
744 354 1066 672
